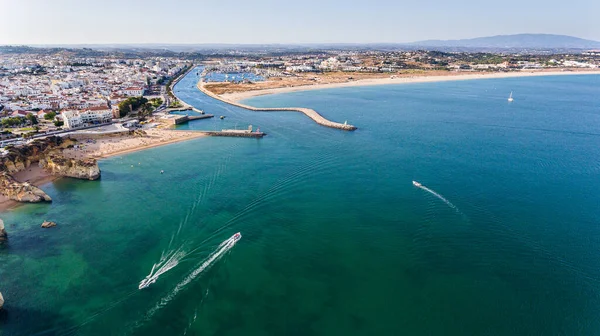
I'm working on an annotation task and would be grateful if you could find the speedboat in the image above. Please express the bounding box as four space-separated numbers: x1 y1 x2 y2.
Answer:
412 181 422 187
138 276 156 290
233 232 242 242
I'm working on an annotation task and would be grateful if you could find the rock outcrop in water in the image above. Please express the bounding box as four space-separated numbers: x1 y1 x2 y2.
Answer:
0 172 52 203
41 220 56 228
0 218 7 242
39 155 100 180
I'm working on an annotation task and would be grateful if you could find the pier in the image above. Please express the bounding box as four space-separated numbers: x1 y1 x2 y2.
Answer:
171 129 266 138
197 81 357 131
163 114 214 125
203 131 266 138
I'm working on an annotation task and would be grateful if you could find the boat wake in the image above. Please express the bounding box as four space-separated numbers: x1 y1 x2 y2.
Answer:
133 233 241 329
166 232 241 300
413 181 461 213
139 245 188 290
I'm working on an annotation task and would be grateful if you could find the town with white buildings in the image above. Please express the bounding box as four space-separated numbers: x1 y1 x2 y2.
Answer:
1 47 598 142
0 53 190 136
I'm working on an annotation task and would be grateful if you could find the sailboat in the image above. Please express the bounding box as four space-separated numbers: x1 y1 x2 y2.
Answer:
508 92 514 102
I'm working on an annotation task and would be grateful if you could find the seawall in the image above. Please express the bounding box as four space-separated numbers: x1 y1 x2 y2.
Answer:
196 80 357 131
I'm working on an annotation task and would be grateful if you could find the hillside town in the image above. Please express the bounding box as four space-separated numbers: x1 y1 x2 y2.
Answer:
1 48 599 142
0 54 190 140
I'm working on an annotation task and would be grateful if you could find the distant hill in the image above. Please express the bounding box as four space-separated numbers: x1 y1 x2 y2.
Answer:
410 34 600 49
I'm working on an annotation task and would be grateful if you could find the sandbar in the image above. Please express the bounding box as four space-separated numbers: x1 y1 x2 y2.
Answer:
220 70 600 102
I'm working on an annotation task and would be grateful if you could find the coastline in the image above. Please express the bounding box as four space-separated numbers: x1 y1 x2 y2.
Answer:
220 70 600 102
0 129 207 212
1 65 205 213
0 166 60 211
197 80 357 131
62 129 207 160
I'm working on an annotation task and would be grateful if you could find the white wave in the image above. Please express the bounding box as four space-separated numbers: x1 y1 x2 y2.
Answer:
139 246 187 289
414 181 460 212
139 233 241 324
167 234 240 299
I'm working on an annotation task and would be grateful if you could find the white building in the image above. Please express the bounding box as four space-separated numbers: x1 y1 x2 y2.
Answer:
62 107 113 129
123 87 145 96
62 110 83 128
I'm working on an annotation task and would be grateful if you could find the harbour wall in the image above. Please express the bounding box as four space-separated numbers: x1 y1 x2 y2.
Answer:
196 81 357 131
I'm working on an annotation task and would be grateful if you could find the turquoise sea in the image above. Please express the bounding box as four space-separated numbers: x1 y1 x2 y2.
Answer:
1 68 600 335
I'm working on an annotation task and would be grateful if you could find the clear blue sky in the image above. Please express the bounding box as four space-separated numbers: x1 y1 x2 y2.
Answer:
1 0 598 44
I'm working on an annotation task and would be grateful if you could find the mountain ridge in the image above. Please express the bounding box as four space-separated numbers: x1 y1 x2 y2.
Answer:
409 34 600 49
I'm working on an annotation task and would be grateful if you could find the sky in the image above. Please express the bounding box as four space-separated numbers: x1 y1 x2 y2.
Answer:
0 0 599 45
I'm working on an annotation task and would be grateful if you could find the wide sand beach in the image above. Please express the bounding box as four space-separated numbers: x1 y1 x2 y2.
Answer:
219 69 600 102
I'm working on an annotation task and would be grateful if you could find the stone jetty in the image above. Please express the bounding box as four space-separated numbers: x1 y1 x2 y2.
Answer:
197 81 357 131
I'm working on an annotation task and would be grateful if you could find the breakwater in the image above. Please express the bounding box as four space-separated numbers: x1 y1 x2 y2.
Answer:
170 129 265 138
197 81 357 131
203 131 266 138
164 114 214 125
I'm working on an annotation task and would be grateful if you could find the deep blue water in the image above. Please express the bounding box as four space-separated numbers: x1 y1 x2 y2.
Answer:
1 68 599 335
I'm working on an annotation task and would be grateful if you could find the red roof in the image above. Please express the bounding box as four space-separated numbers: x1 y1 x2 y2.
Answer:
86 105 110 111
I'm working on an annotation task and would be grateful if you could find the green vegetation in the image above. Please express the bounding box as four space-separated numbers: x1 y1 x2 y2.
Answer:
149 98 163 108
54 120 64 127
138 103 154 120
44 111 57 120
118 96 148 118
169 100 183 108
1 116 26 128
26 113 38 125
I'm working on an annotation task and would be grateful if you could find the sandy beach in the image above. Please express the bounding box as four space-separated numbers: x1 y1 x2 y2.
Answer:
0 166 59 211
220 70 600 102
0 129 207 212
62 129 207 159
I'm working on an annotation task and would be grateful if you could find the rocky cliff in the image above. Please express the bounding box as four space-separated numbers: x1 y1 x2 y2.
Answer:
0 172 52 203
0 136 101 180
0 136 101 206
0 218 7 242
0 136 75 174
40 155 100 180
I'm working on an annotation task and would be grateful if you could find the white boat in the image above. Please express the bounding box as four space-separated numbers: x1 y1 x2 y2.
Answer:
412 181 422 187
508 92 514 102
233 232 242 243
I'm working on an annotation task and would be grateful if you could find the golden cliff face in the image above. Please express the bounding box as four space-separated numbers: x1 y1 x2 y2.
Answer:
39 155 100 180
0 136 101 205
0 172 52 203
0 136 76 174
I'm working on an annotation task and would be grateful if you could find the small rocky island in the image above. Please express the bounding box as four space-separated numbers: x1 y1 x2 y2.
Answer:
0 136 100 205
0 218 7 242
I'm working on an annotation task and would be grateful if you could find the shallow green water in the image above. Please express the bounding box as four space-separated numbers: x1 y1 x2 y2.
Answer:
1 69 600 335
